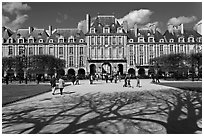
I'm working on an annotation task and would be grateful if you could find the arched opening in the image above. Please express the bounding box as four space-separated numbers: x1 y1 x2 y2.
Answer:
90 64 96 75
102 62 112 75
138 68 145 76
118 64 123 75
68 69 75 79
128 68 135 78
78 68 85 79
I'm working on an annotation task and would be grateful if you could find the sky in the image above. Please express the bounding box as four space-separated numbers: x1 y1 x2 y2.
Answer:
2 2 202 34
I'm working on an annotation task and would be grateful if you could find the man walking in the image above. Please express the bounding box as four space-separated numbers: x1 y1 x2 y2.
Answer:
58 76 65 95
136 75 141 87
50 75 56 95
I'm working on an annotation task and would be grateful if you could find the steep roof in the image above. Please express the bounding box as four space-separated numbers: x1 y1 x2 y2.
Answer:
2 27 14 40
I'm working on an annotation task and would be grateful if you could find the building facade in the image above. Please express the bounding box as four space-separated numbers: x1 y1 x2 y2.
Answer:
2 14 202 78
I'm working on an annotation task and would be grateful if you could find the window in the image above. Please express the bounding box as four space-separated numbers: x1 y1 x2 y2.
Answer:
91 36 95 45
170 45 173 52
79 47 83 55
129 45 133 55
19 46 24 55
79 56 84 67
170 39 174 43
80 39 84 43
101 47 104 58
97 36 100 45
49 47 54 55
179 37 184 43
118 37 123 45
104 27 109 33
59 47 63 55
8 38 12 43
90 28 95 33
49 39 53 43
180 45 183 52
139 55 143 65
160 45 164 55
39 39 43 43
8 46 13 55
130 56 134 66
112 36 116 44
129 39 133 43
69 47 73 55
18 38 23 44
69 38 74 43
188 37 194 43
105 36 108 45
148 37 154 43
150 45 153 52
109 48 112 58
28 38 33 43
69 56 74 67
138 37 144 43
59 38 64 43
29 47 34 55
159 39 164 43
117 27 122 33
39 47 43 55
139 45 143 53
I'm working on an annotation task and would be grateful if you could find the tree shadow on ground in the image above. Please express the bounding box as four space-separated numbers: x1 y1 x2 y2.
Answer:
2 89 202 134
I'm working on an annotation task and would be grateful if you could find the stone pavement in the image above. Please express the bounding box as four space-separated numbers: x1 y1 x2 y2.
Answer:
2 79 201 134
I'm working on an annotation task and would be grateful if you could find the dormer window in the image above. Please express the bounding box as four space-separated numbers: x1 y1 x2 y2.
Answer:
159 39 164 43
69 38 74 43
18 38 24 44
103 27 109 33
49 39 53 43
8 38 13 43
129 39 134 43
148 37 154 43
80 39 84 43
28 38 34 43
178 37 184 43
198 37 202 43
117 27 122 33
90 27 95 33
58 38 64 43
188 37 194 43
138 33 141 36
39 39 43 43
169 39 174 43
138 37 144 43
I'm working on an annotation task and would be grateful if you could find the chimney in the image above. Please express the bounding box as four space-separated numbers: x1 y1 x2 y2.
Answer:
48 25 52 36
122 21 128 33
29 27 34 34
86 14 90 33
134 23 137 37
167 24 174 34
180 23 184 34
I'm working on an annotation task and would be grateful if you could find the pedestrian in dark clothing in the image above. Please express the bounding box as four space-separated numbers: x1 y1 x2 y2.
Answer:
5 75 9 85
123 75 128 87
36 75 41 84
155 74 160 83
75 75 79 85
151 73 155 83
136 75 141 87
50 76 57 95
105 74 108 83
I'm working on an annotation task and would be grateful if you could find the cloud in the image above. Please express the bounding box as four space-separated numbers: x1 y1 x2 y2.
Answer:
167 16 197 26
77 20 86 33
117 9 153 29
194 20 202 35
56 12 68 24
2 2 31 31
3 2 31 15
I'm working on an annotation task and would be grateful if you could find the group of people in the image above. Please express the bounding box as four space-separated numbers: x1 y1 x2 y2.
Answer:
123 74 141 88
150 73 160 83
50 76 65 95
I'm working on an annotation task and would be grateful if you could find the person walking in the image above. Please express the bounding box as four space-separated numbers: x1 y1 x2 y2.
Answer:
123 74 128 87
75 75 80 85
90 74 93 84
155 74 160 83
50 75 57 95
58 76 65 95
136 75 141 87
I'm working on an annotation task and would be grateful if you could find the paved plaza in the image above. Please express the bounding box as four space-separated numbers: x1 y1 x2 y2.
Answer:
2 79 202 134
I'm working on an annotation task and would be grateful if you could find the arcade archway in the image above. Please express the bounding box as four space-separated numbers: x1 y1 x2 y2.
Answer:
102 62 112 75
138 68 145 76
68 69 75 77
78 68 85 79
90 64 96 75
128 68 135 77
118 64 123 75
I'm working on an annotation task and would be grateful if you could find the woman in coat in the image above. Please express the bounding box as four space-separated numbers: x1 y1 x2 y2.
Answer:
58 76 65 95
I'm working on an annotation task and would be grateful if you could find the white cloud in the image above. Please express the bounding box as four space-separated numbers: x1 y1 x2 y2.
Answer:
3 2 31 15
194 20 202 35
2 2 31 31
117 9 153 29
167 16 197 26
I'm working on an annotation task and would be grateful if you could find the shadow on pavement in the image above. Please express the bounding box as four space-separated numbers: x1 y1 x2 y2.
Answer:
2 89 202 134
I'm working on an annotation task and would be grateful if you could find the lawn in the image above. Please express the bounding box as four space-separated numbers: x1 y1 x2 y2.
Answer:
158 81 202 92
2 84 51 106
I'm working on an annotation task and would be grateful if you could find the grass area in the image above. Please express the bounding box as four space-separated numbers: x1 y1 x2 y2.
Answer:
158 81 202 91
2 84 51 106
